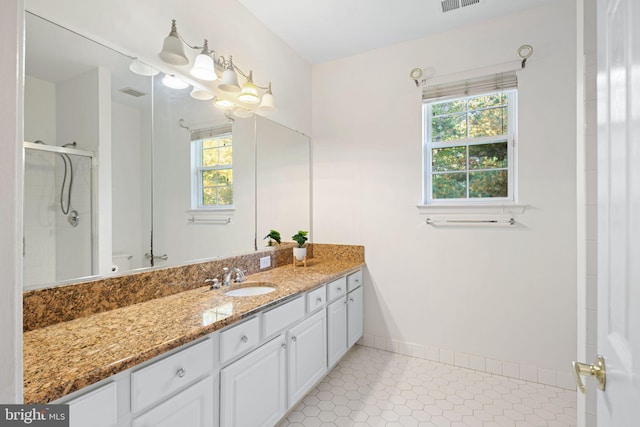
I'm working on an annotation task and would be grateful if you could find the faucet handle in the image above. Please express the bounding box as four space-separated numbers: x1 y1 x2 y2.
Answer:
234 268 246 283
205 278 220 290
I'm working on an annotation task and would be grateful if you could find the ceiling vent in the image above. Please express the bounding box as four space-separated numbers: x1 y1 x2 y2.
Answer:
441 0 481 13
119 87 147 98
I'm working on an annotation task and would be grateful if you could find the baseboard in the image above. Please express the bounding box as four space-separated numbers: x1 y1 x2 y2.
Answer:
357 335 576 391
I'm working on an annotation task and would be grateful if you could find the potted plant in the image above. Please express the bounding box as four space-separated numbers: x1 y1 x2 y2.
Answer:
264 229 281 246
291 230 308 260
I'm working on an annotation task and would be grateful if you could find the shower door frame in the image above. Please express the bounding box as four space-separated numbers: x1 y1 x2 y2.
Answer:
23 141 98 289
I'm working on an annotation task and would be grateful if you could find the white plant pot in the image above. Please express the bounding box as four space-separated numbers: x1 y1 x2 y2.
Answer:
293 247 307 261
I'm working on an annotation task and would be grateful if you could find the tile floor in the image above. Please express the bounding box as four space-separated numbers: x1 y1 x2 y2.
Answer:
277 345 576 427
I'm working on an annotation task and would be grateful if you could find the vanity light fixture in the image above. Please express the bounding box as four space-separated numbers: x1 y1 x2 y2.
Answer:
238 71 260 104
129 60 159 76
162 74 189 89
214 97 236 109
190 88 215 100
157 19 276 112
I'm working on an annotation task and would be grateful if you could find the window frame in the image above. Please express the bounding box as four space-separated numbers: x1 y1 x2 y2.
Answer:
423 90 518 205
190 132 234 210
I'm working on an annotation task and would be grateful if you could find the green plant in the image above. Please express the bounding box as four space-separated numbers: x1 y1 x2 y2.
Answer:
291 230 308 248
264 229 281 246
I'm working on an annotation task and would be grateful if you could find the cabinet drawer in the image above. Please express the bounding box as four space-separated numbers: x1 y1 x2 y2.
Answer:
327 277 347 301
131 339 213 413
263 297 305 339
220 316 260 364
68 382 117 427
306 286 326 313
347 270 362 292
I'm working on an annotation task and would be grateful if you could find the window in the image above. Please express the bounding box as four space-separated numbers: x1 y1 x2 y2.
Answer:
191 127 233 209
424 89 517 204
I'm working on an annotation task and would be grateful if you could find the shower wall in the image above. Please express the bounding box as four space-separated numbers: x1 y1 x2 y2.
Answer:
23 72 97 289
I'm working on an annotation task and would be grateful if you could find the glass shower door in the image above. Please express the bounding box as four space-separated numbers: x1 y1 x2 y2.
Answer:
23 143 95 289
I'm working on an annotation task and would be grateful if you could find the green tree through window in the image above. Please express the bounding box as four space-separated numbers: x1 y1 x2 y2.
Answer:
193 133 233 208
424 90 516 202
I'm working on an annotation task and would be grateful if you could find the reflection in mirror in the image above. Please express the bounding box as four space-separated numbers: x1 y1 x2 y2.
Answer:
23 12 153 289
22 13 312 290
256 116 311 247
151 76 257 268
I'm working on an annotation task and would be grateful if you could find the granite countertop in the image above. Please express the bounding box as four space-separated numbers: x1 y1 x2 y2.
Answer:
23 258 363 404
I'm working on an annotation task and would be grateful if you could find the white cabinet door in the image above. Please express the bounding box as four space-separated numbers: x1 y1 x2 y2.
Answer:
132 376 214 427
68 382 118 427
347 286 363 348
327 297 348 367
287 309 327 408
220 336 287 427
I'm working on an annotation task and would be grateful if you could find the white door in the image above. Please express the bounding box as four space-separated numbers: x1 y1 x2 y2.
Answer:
595 0 640 424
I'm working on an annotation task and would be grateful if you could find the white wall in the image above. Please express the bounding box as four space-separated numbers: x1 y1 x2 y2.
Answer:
256 116 310 244
112 102 145 270
55 69 101 280
23 76 57 286
312 1 578 386
24 0 312 136
0 0 23 403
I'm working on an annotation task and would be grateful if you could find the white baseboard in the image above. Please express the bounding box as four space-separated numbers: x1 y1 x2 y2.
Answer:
359 334 576 391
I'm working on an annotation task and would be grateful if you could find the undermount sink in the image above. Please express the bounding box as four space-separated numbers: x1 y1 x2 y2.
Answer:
224 284 276 297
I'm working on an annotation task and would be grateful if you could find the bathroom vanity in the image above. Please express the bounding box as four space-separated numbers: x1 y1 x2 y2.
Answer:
23 245 364 427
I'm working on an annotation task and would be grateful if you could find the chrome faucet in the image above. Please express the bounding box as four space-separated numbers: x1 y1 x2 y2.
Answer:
222 267 246 286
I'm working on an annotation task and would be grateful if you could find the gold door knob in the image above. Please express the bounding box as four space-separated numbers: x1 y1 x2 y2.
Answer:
572 355 606 394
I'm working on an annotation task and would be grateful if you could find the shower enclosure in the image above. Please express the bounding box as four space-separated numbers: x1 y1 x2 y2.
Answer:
23 141 95 289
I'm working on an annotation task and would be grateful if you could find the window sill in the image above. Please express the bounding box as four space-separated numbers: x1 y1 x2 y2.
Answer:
416 203 527 215
187 207 235 214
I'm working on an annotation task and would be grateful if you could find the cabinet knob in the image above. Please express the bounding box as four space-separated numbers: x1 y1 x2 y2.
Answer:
176 368 186 378
315 297 322 304
349 298 354 302
337 287 342 292
344 300 348 304
355 279 360 283
291 336 297 342
281 342 287 350
240 335 248 344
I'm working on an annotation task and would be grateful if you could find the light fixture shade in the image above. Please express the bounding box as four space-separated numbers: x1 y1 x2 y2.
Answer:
129 60 159 76
214 97 235 109
258 92 276 112
190 88 214 100
233 107 254 118
238 80 260 104
190 53 217 81
158 20 189 65
218 68 241 92
162 74 189 90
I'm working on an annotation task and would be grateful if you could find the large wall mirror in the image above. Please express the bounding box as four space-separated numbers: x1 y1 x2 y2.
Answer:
23 12 311 290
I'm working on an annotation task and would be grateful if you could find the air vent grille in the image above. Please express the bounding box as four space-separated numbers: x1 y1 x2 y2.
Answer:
119 87 147 98
441 0 481 13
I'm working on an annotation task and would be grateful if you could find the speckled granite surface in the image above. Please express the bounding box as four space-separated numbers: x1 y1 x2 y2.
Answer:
23 243 304 332
23 244 364 404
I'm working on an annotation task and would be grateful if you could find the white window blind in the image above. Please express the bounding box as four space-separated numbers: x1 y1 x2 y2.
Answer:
423 70 518 103
190 124 232 141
